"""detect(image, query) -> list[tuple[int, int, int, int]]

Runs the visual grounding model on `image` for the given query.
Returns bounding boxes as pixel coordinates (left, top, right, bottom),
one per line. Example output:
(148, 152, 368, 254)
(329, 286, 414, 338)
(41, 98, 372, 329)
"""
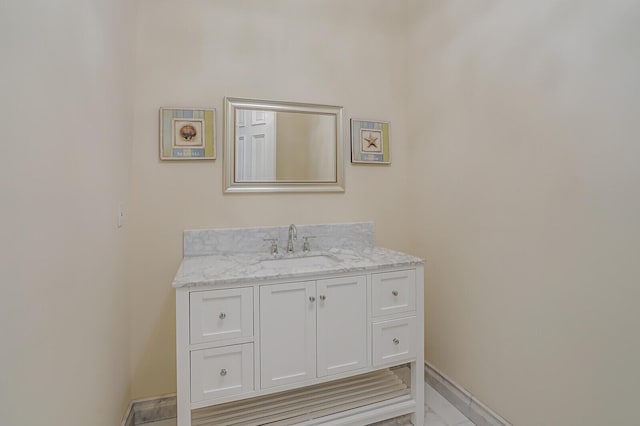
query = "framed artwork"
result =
(350, 119, 390, 164)
(159, 107, 216, 160)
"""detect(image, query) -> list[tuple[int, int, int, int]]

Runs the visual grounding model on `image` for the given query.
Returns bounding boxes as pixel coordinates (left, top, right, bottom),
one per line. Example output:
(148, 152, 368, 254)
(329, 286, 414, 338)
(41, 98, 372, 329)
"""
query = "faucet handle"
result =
(263, 238, 278, 255)
(302, 236, 316, 252)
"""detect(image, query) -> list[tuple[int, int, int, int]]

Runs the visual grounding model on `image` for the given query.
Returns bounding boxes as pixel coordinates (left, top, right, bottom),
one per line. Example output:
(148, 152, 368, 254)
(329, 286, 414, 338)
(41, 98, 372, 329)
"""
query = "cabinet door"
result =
(316, 275, 368, 377)
(260, 281, 316, 389)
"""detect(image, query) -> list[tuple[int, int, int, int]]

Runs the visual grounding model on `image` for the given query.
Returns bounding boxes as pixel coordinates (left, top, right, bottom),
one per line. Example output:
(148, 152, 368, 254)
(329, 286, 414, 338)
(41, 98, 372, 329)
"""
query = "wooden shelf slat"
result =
(192, 368, 410, 426)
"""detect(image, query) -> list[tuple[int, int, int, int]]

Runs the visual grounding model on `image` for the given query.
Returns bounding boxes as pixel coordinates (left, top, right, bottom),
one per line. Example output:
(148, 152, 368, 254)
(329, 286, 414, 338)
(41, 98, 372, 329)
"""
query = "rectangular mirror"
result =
(224, 97, 344, 193)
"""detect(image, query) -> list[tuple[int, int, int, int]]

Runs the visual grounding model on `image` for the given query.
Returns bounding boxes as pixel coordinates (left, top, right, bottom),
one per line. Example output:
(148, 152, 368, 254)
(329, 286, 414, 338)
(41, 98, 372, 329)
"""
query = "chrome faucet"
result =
(263, 238, 278, 255)
(302, 235, 316, 252)
(287, 224, 297, 254)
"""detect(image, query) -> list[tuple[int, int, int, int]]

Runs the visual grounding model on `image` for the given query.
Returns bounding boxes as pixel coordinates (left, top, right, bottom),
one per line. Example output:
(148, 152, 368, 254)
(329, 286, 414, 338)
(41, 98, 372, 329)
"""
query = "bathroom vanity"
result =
(173, 222, 424, 426)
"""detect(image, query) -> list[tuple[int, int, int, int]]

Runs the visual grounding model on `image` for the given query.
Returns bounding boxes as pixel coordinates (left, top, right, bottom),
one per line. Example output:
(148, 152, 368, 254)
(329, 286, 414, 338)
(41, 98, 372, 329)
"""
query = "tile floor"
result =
(142, 383, 474, 426)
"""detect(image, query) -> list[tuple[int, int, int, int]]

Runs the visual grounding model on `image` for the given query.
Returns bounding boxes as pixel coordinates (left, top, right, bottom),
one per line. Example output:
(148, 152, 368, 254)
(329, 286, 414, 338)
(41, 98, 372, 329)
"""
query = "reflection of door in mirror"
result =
(235, 110, 276, 181)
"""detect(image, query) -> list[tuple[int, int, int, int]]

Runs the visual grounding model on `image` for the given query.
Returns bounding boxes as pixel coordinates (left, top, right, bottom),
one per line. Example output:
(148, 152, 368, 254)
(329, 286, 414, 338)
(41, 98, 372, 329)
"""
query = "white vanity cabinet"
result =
(260, 275, 368, 389)
(176, 267, 423, 426)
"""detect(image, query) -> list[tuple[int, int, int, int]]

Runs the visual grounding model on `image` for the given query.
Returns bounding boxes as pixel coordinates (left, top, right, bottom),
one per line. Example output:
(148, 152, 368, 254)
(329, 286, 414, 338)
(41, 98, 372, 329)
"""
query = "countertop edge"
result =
(172, 247, 425, 289)
(172, 260, 424, 289)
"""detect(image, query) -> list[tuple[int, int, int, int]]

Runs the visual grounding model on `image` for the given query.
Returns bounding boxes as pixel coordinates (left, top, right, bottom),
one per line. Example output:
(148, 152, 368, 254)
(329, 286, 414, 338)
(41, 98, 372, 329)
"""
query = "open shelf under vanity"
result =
(191, 368, 414, 426)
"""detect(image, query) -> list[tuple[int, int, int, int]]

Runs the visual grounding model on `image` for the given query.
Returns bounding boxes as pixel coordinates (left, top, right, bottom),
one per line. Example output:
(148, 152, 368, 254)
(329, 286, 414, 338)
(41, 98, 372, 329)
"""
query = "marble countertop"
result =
(172, 246, 424, 289)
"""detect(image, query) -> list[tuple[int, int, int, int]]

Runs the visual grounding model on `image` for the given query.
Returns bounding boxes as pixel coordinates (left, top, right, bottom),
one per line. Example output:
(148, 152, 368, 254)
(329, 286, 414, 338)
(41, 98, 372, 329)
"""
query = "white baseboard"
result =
(424, 362, 512, 426)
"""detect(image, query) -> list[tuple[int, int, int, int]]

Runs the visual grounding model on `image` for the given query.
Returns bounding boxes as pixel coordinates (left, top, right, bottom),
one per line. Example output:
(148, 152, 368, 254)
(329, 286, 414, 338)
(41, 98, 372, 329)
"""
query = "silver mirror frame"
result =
(223, 97, 345, 193)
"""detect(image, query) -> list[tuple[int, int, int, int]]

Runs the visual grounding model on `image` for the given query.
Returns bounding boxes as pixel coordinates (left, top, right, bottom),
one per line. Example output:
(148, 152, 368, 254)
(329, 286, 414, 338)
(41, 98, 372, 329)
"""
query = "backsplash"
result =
(183, 222, 375, 256)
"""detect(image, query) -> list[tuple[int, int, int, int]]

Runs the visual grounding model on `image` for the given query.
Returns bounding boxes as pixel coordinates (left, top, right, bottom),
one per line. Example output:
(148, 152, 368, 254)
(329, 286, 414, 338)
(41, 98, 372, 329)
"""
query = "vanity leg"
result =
(412, 265, 425, 425)
(177, 396, 190, 426)
(176, 289, 191, 426)
(410, 360, 425, 425)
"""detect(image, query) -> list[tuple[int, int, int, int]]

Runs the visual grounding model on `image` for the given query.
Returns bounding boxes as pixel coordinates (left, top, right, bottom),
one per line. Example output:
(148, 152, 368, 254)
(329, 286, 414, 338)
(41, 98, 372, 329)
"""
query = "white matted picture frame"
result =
(350, 119, 390, 164)
(159, 107, 216, 160)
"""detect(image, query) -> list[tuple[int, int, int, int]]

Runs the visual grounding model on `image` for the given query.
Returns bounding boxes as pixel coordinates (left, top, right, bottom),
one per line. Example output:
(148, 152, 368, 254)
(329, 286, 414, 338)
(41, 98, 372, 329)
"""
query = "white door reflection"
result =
(235, 110, 276, 181)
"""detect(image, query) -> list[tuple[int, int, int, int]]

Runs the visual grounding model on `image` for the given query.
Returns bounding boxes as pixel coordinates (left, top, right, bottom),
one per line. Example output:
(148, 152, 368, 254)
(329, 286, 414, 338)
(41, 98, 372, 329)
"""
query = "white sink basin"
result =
(260, 254, 339, 268)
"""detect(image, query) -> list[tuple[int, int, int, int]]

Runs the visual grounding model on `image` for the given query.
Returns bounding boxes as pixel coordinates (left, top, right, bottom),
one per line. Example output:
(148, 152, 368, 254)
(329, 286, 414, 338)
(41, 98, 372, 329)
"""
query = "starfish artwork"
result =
(364, 132, 378, 149)
(351, 119, 390, 164)
(360, 129, 383, 153)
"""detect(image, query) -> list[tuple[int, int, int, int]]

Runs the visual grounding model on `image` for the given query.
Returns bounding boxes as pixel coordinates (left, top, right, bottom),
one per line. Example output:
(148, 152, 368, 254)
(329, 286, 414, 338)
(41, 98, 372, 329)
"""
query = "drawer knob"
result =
(309, 296, 316, 302)
(393, 338, 400, 345)
(392, 290, 399, 296)
(220, 369, 227, 376)
(219, 312, 226, 320)
(319, 295, 326, 301)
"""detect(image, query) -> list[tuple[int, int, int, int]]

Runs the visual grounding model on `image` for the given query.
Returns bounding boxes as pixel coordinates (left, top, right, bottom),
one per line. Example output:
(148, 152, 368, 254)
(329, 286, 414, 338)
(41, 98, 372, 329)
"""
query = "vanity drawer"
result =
(190, 287, 253, 344)
(371, 270, 416, 317)
(190, 343, 254, 403)
(372, 317, 416, 366)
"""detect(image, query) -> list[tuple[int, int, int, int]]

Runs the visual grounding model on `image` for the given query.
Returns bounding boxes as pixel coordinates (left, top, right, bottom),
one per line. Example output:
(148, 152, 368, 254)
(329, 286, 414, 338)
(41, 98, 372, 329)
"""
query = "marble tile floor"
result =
(141, 383, 474, 426)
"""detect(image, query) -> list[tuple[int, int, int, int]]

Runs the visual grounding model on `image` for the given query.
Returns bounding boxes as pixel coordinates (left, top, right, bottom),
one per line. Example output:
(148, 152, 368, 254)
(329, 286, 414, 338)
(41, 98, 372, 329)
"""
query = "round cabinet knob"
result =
(219, 312, 226, 320)
(309, 296, 316, 302)
(392, 290, 399, 297)
(319, 295, 326, 301)
(220, 369, 227, 376)
(393, 338, 400, 345)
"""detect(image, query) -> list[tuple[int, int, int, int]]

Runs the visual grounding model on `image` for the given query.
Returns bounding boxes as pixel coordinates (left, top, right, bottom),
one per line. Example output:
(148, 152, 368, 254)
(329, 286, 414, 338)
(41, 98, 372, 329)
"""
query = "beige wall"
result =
(407, 1, 640, 425)
(130, 0, 411, 399)
(0, 1, 134, 425)
(4, 2, 636, 423)
(276, 113, 336, 181)
(276, 113, 310, 180)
